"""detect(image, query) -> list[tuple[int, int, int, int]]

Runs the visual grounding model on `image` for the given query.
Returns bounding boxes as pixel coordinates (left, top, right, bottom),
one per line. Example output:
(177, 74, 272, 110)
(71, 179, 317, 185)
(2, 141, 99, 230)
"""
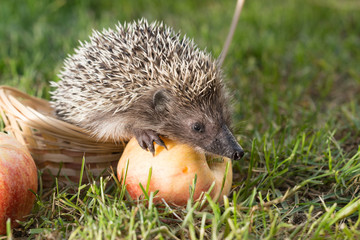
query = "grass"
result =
(1, 0, 360, 239)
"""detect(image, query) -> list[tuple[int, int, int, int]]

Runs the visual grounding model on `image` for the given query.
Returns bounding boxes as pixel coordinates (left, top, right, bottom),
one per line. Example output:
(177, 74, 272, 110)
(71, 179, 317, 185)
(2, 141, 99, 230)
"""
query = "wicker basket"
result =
(0, 86, 125, 186)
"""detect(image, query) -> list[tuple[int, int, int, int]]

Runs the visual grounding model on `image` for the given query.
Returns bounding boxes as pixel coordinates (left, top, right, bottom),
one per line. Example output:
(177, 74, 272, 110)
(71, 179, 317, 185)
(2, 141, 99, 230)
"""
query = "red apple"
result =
(0, 133, 38, 235)
(117, 137, 232, 206)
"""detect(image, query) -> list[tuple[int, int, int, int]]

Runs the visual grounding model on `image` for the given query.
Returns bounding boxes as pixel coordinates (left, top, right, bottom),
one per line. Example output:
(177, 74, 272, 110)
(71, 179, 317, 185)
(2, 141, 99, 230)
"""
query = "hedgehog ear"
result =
(153, 89, 170, 113)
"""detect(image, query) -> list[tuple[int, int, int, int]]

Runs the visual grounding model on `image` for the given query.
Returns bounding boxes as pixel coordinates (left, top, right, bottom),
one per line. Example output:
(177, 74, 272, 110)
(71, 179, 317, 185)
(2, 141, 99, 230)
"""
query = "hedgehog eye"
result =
(192, 122, 205, 133)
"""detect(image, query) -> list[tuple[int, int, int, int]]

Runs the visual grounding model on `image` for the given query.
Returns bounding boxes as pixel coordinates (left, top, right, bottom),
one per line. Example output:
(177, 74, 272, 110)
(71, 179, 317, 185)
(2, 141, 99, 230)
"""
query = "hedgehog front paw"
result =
(134, 129, 167, 155)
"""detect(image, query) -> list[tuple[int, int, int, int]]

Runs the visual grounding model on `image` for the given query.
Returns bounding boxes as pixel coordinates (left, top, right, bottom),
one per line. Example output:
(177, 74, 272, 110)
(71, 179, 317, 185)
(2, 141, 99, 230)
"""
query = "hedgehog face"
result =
(153, 89, 244, 160)
(170, 108, 244, 160)
(179, 108, 243, 160)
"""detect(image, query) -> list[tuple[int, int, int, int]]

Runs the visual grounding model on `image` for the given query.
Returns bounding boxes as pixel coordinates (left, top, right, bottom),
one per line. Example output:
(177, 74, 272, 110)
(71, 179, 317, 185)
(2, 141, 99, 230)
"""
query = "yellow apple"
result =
(117, 137, 232, 206)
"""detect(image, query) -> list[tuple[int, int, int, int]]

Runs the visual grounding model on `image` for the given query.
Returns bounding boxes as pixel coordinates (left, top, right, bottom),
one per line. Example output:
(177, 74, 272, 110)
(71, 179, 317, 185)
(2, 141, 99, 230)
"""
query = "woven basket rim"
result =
(0, 85, 125, 151)
(1, 85, 90, 134)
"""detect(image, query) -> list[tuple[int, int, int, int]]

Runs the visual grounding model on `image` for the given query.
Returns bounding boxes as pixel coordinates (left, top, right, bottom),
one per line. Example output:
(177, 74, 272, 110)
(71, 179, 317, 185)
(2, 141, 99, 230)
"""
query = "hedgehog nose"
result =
(232, 149, 244, 160)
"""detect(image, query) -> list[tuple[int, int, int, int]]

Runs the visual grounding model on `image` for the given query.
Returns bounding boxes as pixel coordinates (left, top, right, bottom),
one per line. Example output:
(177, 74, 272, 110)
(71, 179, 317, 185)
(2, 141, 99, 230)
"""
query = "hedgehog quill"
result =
(51, 19, 244, 160)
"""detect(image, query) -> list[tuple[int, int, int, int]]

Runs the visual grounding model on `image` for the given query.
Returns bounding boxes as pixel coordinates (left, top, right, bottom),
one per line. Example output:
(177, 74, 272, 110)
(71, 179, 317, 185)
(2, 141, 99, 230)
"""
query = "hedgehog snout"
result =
(231, 146, 244, 160)
(202, 124, 244, 161)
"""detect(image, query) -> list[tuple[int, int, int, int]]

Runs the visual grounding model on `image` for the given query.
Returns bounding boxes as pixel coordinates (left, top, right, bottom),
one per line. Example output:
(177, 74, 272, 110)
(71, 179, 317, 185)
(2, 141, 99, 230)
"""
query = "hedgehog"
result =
(51, 19, 244, 160)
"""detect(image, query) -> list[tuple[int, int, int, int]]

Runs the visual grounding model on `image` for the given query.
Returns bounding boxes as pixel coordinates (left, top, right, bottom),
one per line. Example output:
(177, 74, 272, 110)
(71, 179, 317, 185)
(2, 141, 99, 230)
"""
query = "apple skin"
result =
(0, 133, 38, 235)
(117, 137, 232, 206)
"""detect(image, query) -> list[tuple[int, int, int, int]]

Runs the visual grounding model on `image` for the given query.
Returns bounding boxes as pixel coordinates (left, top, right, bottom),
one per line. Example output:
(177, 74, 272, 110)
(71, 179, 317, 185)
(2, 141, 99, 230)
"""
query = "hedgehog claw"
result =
(134, 129, 167, 155)
(154, 138, 167, 150)
(138, 140, 148, 151)
(148, 141, 155, 156)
